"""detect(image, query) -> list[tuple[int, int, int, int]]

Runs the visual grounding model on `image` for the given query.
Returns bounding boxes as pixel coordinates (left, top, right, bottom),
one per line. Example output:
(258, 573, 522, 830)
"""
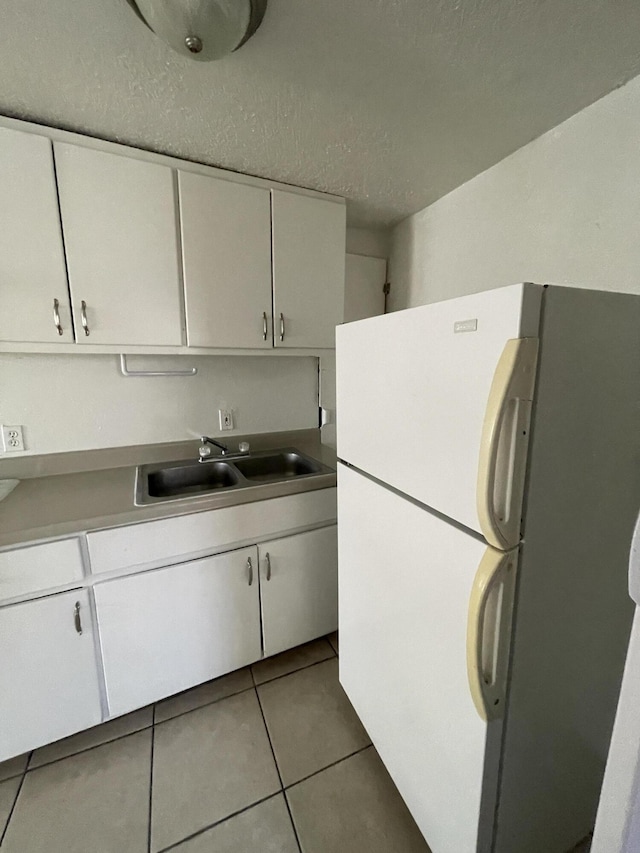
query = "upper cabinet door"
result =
(0, 127, 73, 344)
(272, 191, 346, 349)
(179, 171, 272, 348)
(54, 143, 183, 346)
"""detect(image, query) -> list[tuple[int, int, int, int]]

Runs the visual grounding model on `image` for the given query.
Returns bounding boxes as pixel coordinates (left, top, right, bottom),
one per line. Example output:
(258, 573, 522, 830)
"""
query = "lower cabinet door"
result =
(0, 589, 102, 762)
(94, 547, 262, 717)
(259, 525, 338, 657)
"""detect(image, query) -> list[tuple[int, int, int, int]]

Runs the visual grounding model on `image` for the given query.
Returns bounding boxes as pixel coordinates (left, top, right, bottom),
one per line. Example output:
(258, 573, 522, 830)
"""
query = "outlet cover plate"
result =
(1, 425, 25, 452)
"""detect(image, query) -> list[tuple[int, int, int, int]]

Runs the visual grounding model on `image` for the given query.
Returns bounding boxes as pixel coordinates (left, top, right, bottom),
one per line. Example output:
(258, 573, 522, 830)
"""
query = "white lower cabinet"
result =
(95, 546, 262, 717)
(0, 589, 102, 762)
(259, 525, 338, 657)
(0, 493, 338, 759)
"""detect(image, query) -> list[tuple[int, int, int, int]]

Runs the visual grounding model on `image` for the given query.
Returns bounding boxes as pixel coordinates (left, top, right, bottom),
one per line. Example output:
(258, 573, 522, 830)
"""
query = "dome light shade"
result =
(126, 0, 267, 61)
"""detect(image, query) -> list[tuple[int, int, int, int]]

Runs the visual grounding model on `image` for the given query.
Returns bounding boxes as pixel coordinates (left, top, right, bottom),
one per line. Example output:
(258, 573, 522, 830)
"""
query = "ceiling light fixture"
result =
(126, 0, 267, 61)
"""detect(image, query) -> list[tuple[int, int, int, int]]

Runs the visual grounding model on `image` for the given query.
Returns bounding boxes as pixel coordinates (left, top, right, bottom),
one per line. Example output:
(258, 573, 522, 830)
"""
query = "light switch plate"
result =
(219, 410, 234, 431)
(1, 425, 25, 452)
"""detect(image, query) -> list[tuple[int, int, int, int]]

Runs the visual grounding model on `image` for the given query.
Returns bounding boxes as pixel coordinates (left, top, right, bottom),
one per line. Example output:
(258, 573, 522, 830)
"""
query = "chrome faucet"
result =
(198, 435, 228, 462)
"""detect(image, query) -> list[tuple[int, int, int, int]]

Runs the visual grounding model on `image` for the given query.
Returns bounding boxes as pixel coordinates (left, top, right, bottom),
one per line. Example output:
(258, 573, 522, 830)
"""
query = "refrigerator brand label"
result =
(454, 319, 478, 333)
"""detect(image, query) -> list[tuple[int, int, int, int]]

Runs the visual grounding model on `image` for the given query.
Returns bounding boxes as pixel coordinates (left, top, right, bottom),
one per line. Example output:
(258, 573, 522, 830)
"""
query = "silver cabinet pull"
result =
(53, 298, 63, 336)
(265, 552, 271, 581)
(74, 601, 82, 635)
(262, 312, 268, 341)
(247, 556, 253, 586)
(279, 313, 285, 342)
(80, 300, 90, 336)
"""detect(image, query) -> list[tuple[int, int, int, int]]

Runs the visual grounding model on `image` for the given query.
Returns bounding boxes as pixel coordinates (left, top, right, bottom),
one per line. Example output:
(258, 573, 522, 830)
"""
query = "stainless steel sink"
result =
(146, 461, 241, 500)
(135, 448, 333, 505)
(234, 451, 320, 483)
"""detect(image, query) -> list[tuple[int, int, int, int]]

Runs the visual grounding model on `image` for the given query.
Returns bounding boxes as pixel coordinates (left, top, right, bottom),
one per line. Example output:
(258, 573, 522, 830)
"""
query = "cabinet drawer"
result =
(87, 488, 337, 575)
(0, 538, 84, 603)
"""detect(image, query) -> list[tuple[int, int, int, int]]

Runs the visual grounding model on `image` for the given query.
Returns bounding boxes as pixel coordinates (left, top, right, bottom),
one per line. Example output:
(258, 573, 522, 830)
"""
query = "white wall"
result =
(313, 228, 390, 452)
(389, 73, 640, 309)
(346, 227, 390, 259)
(0, 354, 318, 456)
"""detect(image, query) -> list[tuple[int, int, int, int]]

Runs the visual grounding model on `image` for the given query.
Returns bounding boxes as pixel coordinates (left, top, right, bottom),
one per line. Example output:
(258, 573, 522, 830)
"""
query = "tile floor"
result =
(0, 633, 430, 853)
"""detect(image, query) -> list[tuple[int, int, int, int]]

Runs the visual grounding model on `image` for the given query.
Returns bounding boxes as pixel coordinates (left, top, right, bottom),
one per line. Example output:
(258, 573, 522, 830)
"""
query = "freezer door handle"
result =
(477, 337, 539, 550)
(466, 547, 518, 721)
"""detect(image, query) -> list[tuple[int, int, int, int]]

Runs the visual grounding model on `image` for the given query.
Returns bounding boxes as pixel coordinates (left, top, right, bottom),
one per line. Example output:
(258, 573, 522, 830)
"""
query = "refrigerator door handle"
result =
(467, 547, 518, 721)
(477, 337, 539, 550)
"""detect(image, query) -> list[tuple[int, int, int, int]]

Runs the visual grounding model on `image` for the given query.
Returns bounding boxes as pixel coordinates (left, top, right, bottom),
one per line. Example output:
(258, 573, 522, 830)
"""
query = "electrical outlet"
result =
(219, 409, 234, 431)
(1, 425, 25, 452)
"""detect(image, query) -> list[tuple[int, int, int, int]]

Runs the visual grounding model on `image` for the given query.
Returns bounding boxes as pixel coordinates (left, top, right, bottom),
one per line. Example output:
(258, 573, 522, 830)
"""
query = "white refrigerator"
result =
(592, 510, 640, 853)
(336, 283, 640, 853)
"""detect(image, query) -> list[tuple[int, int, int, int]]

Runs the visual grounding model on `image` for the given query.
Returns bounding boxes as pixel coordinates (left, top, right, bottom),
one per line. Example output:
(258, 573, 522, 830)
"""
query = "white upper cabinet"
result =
(0, 127, 73, 344)
(0, 115, 347, 352)
(54, 143, 183, 346)
(179, 171, 273, 348)
(271, 190, 346, 349)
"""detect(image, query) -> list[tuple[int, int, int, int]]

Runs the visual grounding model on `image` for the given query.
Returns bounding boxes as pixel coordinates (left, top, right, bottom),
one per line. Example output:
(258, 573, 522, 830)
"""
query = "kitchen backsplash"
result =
(0, 353, 319, 457)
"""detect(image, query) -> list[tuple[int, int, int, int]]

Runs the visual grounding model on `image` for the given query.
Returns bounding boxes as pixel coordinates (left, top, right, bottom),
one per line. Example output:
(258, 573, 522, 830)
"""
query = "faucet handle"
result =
(198, 444, 212, 459)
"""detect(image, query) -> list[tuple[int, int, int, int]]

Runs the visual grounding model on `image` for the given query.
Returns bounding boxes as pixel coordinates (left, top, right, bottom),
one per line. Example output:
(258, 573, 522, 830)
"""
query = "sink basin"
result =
(146, 461, 240, 499)
(135, 447, 333, 505)
(233, 451, 321, 483)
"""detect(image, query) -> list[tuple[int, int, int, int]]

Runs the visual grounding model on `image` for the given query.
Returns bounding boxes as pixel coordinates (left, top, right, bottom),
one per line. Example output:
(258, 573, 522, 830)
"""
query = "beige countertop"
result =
(0, 430, 337, 548)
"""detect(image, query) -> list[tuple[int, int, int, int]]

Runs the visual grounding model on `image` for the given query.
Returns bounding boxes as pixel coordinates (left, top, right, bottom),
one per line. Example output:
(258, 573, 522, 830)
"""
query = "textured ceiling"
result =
(2, 1, 640, 227)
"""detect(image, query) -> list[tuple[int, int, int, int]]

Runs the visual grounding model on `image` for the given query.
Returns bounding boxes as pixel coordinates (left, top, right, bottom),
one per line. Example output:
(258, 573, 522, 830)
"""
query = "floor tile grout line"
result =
(156, 683, 257, 727)
(147, 707, 156, 853)
(153, 644, 335, 725)
(253, 685, 304, 853)
(0, 768, 26, 784)
(253, 652, 337, 689)
(284, 743, 372, 791)
(155, 791, 282, 853)
(22, 722, 154, 774)
(0, 754, 30, 847)
(2, 641, 340, 784)
(24, 748, 34, 774)
(253, 686, 285, 792)
(282, 787, 304, 853)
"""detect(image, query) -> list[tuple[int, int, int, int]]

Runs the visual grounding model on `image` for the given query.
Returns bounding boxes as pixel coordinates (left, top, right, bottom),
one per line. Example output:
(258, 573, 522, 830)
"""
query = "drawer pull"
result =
(80, 300, 90, 336)
(265, 552, 272, 581)
(247, 556, 253, 586)
(53, 298, 63, 335)
(74, 601, 83, 635)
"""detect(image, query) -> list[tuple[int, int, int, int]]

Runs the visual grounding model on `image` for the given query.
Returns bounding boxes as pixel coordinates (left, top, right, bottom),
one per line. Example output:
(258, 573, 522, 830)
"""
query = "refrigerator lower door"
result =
(336, 282, 541, 542)
(338, 464, 518, 853)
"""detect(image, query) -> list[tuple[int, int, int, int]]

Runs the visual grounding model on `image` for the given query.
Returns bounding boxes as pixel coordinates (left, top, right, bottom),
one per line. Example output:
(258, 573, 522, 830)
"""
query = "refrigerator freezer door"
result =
(338, 463, 517, 853)
(336, 282, 542, 540)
